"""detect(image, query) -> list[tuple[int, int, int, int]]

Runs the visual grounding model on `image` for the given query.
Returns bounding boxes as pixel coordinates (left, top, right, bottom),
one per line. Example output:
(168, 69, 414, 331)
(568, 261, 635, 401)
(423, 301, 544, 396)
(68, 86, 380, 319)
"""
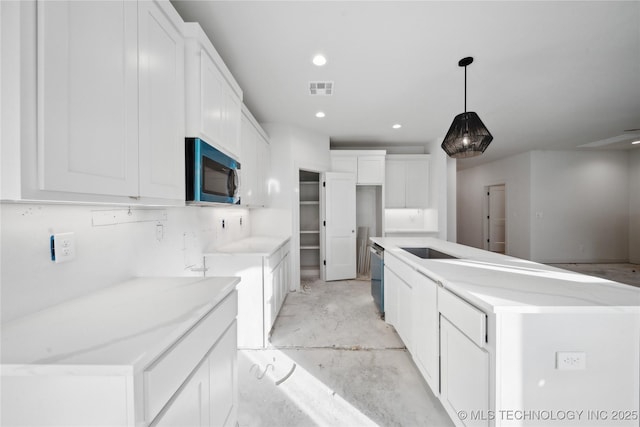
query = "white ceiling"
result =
(170, 1, 640, 169)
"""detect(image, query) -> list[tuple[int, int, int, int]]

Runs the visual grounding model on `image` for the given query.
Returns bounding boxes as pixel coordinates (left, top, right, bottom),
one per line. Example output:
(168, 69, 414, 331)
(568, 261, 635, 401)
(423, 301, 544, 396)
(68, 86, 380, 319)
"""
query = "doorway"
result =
(299, 170, 321, 281)
(485, 184, 506, 253)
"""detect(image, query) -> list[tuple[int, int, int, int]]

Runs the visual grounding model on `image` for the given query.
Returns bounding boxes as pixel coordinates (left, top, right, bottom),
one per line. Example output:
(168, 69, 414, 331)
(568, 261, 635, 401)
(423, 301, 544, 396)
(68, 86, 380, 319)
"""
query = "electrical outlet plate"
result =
(51, 232, 76, 263)
(556, 351, 586, 370)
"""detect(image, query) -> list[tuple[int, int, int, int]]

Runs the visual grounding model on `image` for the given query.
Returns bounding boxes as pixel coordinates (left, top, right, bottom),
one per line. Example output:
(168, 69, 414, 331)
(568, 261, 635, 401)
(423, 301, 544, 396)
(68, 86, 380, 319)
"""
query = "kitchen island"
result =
(372, 237, 640, 427)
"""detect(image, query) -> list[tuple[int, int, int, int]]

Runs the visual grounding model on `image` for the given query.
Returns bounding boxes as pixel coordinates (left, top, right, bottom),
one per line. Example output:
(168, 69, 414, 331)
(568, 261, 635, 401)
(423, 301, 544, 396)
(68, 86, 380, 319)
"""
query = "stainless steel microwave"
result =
(185, 138, 241, 205)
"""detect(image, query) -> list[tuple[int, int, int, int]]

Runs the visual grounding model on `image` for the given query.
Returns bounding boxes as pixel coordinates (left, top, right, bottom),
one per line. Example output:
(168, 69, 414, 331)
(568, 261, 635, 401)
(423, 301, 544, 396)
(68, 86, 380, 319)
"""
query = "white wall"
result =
(0, 202, 250, 322)
(458, 149, 632, 263)
(530, 150, 629, 263)
(457, 152, 532, 259)
(631, 150, 640, 264)
(252, 124, 330, 290)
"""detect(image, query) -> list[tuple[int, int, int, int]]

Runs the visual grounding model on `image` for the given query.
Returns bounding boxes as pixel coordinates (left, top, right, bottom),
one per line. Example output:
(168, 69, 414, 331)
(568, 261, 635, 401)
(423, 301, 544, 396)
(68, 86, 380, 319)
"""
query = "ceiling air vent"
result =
(309, 81, 334, 96)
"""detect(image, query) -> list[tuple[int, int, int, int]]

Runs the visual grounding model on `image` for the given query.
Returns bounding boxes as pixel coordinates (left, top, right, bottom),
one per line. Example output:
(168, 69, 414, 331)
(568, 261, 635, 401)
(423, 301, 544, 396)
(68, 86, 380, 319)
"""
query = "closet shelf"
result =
(300, 246, 320, 250)
(300, 230, 320, 234)
(300, 201, 319, 205)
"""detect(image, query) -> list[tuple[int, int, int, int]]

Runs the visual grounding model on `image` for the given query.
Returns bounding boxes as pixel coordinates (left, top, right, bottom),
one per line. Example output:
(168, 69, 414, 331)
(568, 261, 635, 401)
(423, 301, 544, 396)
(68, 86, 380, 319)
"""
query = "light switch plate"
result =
(51, 232, 76, 263)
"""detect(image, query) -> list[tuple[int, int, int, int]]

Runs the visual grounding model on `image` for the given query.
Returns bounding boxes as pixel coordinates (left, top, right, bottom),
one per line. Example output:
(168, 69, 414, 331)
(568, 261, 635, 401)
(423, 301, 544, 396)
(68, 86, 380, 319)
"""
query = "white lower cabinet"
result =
(396, 272, 414, 353)
(440, 317, 490, 427)
(154, 321, 237, 427)
(0, 278, 239, 427)
(384, 251, 489, 427)
(154, 356, 210, 427)
(205, 238, 291, 348)
(383, 265, 398, 326)
(412, 271, 439, 396)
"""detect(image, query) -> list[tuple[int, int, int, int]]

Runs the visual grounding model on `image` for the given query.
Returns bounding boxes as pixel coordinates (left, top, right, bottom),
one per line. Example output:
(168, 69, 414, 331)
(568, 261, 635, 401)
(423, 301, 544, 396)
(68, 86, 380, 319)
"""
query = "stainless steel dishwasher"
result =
(370, 243, 384, 317)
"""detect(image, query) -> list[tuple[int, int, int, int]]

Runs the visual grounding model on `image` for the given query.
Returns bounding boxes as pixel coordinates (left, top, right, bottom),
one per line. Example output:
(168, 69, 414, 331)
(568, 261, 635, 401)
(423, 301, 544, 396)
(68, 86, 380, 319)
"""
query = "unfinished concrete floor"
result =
(237, 279, 453, 427)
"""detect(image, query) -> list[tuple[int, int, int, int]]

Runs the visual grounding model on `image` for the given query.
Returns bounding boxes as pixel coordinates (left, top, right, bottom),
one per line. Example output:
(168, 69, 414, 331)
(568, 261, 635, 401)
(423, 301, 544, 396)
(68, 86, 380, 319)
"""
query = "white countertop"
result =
(1, 276, 239, 373)
(371, 237, 640, 314)
(204, 235, 290, 256)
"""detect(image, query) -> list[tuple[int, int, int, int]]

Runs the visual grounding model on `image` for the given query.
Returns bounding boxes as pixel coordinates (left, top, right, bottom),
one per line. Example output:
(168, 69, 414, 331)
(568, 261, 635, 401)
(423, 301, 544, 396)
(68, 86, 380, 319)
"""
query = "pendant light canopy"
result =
(441, 57, 493, 159)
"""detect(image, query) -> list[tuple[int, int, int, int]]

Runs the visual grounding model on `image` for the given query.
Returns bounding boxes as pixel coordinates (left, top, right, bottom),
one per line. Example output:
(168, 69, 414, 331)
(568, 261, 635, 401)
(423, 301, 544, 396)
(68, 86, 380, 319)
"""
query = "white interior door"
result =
(324, 172, 356, 281)
(488, 184, 506, 253)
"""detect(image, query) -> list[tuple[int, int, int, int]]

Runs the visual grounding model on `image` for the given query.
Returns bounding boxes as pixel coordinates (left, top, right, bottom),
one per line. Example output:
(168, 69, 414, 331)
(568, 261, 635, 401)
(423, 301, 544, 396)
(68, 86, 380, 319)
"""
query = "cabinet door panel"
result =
(200, 52, 225, 146)
(440, 317, 489, 427)
(153, 359, 210, 427)
(38, 0, 138, 196)
(397, 277, 413, 352)
(357, 156, 385, 184)
(405, 159, 429, 208)
(413, 273, 439, 395)
(384, 160, 405, 208)
(138, 0, 185, 200)
(331, 156, 358, 174)
(256, 136, 270, 206)
(210, 323, 238, 427)
(383, 266, 398, 326)
(240, 116, 257, 206)
(223, 89, 242, 158)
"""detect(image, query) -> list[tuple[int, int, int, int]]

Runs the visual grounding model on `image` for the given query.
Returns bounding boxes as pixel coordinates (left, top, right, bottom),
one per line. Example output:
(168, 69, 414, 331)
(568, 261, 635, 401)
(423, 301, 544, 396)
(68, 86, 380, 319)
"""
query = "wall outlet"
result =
(221, 219, 225, 229)
(156, 223, 164, 242)
(556, 351, 586, 370)
(51, 232, 76, 263)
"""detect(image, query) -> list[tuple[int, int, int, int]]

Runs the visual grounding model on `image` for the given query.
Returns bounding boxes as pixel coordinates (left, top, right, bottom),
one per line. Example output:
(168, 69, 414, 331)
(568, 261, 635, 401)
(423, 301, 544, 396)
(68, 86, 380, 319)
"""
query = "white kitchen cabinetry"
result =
(440, 317, 489, 427)
(205, 237, 291, 348)
(385, 155, 430, 208)
(1, 277, 239, 427)
(383, 266, 398, 326)
(240, 105, 270, 207)
(4, 0, 185, 204)
(154, 322, 237, 427)
(137, 0, 186, 201)
(412, 271, 440, 396)
(184, 23, 243, 159)
(330, 150, 386, 185)
(384, 252, 415, 352)
(438, 287, 489, 427)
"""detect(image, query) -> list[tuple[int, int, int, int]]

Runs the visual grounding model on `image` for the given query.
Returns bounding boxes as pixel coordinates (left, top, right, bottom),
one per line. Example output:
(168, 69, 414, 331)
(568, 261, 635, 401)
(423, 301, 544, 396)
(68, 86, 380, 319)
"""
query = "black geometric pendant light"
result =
(441, 57, 493, 158)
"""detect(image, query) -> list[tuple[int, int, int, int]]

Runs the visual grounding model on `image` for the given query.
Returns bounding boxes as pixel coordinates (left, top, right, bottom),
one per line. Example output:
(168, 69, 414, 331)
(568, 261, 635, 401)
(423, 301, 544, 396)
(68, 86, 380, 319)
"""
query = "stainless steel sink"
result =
(400, 247, 458, 260)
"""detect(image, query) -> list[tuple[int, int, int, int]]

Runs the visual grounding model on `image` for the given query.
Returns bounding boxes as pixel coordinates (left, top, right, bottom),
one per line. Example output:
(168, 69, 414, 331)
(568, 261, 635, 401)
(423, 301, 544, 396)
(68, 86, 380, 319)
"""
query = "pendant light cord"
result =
(463, 64, 468, 134)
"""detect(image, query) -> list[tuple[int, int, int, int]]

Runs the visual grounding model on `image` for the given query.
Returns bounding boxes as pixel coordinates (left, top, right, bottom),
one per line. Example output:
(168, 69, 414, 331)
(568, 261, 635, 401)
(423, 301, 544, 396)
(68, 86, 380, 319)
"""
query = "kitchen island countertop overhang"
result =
(371, 237, 640, 314)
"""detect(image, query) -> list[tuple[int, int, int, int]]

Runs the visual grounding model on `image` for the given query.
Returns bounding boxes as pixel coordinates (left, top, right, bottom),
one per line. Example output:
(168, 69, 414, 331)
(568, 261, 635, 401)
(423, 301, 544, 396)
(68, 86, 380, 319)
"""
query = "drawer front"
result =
(384, 252, 417, 286)
(144, 290, 238, 422)
(266, 247, 282, 271)
(438, 287, 486, 348)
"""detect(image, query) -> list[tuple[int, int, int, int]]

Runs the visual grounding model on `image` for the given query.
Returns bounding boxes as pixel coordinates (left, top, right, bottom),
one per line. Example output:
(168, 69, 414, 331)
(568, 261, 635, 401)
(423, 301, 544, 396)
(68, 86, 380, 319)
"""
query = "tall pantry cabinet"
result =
(2, 0, 185, 204)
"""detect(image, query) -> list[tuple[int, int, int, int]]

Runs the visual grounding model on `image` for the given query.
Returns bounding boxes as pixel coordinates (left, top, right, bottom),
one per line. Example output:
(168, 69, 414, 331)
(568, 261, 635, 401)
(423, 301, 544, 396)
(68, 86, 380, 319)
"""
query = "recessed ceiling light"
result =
(392, 124, 402, 129)
(632, 140, 640, 145)
(312, 54, 327, 67)
(315, 111, 326, 118)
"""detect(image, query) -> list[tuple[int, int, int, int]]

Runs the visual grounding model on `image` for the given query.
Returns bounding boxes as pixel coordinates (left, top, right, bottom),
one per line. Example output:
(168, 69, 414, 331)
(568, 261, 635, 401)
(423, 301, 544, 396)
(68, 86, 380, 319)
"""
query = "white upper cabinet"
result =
(385, 154, 430, 208)
(4, 0, 185, 204)
(184, 23, 243, 160)
(37, 1, 139, 197)
(240, 104, 270, 207)
(138, 0, 185, 200)
(330, 150, 386, 185)
(357, 155, 386, 184)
